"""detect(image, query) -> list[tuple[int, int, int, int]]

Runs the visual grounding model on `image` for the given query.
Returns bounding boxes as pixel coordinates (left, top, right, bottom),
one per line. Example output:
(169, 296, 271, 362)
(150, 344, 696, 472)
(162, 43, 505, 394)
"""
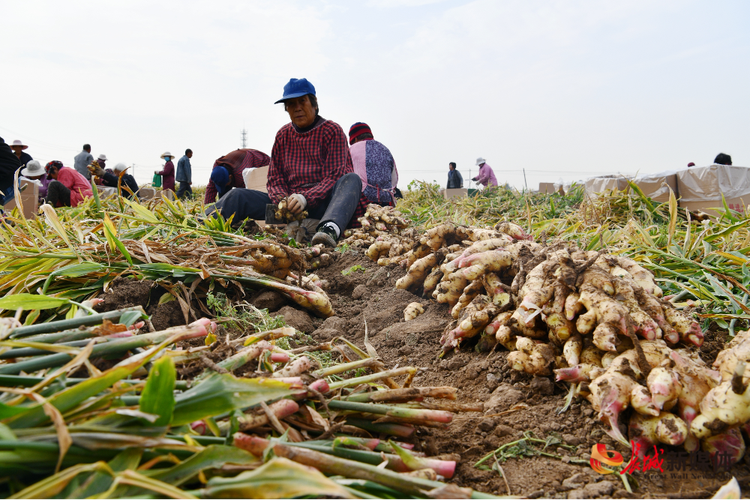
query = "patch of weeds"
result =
(206, 292, 286, 332)
(275, 331, 340, 370)
(475, 431, 586, 468)
(342, 265, 366, 276)
(336, 244, 351, 254)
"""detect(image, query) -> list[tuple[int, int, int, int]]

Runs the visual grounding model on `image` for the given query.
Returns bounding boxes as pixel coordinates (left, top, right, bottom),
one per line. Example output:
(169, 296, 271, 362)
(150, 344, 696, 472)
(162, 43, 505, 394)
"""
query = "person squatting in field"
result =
(207, 77, 371, 247)
(20, 160, 51, 203)
(89, 161, 139, 199)
(44, 160, 93, 208)
(204, 148, 270, 204)
(0, 137, 22, 205)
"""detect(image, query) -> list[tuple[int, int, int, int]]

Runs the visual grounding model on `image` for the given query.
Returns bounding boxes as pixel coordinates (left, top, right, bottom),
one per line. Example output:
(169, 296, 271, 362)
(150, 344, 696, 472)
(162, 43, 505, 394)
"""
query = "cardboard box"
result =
(632, 172, 678, 203)
(539, 182, 565, 195)
(584, 175, 631, 197)
(443, 188, 468, 199)
(138, 187, 156, 200)
(243, 165, 269, 192)
(539, 182, 555, 194)
(3, 180, 39, 219)
(677, 164, 750, 215)
(97, 185, 117, 198)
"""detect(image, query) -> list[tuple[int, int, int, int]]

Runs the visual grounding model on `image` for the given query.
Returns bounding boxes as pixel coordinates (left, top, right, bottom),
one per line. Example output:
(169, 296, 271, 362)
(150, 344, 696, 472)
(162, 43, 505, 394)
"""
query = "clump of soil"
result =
(94, 276, 196, 331)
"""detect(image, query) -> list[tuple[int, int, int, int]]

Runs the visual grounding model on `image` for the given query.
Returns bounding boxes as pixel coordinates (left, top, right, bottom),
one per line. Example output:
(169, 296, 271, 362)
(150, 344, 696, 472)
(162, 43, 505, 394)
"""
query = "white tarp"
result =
(677, 164, 750, 202)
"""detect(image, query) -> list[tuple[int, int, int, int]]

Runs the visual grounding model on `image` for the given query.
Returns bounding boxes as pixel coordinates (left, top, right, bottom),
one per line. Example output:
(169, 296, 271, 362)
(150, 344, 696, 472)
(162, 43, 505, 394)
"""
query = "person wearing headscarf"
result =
(348, 122, 398, 206)
(45, 161, 93, 207)
(204, 148, 270, 204)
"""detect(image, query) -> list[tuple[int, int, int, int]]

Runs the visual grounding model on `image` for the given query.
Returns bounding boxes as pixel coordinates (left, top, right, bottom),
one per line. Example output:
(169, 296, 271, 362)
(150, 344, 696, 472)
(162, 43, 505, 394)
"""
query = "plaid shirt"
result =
(205, 148, 270, 204)
(268, 118, 368, 224)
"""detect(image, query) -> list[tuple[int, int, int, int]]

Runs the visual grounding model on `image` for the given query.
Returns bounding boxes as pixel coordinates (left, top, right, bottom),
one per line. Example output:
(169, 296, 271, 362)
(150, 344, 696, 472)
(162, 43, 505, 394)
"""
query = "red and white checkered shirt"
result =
(268, 118, 368, 225)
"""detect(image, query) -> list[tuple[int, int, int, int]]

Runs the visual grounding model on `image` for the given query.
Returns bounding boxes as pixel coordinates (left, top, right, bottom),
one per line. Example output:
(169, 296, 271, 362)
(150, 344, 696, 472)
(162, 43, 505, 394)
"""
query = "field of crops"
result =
(0, 181, 749, 499)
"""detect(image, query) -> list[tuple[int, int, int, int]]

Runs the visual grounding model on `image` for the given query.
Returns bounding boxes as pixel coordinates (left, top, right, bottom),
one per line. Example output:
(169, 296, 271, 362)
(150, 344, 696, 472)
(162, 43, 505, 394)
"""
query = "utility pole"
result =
(241, 128, 247, 148)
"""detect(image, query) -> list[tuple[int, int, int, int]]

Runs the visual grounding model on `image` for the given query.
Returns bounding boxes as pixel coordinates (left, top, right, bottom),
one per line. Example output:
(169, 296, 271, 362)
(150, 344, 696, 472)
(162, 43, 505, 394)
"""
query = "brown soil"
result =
(97, 251, 750, 498)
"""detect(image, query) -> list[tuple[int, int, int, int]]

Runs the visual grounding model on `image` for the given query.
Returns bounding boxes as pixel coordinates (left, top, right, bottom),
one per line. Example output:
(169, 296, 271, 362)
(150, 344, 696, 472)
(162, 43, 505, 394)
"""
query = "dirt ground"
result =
(97, 250, 750, 498)
(306, 249, 750, 499)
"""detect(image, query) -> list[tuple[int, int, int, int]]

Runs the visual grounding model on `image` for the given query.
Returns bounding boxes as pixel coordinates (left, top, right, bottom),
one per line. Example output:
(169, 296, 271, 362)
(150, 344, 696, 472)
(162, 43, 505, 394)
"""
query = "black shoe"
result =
(311, 226, 337, 247)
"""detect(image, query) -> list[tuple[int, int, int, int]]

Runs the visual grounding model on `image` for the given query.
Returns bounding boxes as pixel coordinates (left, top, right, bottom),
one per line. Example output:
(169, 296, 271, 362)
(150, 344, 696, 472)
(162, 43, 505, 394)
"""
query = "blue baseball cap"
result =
(211, 166, 230, 197)
(274, 78, 316, 104)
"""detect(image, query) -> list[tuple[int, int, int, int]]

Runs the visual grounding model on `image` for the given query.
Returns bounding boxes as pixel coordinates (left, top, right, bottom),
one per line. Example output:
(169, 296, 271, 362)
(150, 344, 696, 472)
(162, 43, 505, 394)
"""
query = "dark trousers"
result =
(47, 180, 71, 207)
(208, 173, 363, 230)
(1, 185, 14, 205)
(177, 182, 192, 199)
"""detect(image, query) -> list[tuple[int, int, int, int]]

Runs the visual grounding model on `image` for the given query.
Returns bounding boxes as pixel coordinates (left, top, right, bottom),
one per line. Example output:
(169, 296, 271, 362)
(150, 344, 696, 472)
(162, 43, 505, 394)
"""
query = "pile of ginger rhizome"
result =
(331, 204, 750, 466)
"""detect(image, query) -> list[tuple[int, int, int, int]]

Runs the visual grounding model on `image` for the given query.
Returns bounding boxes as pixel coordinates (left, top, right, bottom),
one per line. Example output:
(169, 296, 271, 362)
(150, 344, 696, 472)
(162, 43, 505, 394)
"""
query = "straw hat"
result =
(10, 140, 28, 150)
(21, 160, 44, 177)
(160, 151, 173, 159)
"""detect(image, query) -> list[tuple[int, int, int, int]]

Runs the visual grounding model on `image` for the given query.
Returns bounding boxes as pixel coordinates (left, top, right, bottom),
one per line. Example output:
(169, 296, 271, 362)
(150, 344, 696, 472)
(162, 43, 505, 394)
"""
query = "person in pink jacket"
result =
(472, 157, 498, 188)
(44, 161, 93, 207)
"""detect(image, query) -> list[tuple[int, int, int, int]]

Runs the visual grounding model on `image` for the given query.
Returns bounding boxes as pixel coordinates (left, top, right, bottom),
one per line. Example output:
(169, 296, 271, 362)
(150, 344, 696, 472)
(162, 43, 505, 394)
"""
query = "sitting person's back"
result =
(348, 122, 398, 206)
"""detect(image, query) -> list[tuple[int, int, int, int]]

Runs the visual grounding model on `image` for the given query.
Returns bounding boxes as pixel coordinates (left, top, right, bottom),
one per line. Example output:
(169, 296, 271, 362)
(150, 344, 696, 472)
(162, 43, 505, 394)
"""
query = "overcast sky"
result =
(3, 0, 749, 191)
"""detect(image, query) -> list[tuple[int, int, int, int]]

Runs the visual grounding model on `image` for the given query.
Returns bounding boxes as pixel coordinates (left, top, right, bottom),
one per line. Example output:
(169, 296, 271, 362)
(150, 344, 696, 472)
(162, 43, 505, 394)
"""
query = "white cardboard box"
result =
(443, 188, 468, 199)
(584, 175, 631, 197)
(632, 172, 678, 203)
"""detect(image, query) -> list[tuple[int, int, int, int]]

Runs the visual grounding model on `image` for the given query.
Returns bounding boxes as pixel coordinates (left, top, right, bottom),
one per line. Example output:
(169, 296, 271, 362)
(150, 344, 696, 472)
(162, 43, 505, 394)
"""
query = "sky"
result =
(3, 0, 749, 191)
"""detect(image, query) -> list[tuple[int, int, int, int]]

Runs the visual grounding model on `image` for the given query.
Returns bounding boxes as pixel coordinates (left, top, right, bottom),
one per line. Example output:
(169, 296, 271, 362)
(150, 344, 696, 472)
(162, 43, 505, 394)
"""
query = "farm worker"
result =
(348, 122, 398, 207)
(156, 152, 176, 195)
(447, 162, 463, 189)
(96, 154, 108, 170)
(92, 154, 109, 186)
(0, 137, 22, 205)
(9, 140, 33, 167)
(89, 162, 139, 199)
(208, 78, 367, 247)
(204, 149, 270, 204)
(472, 157, 498, 188)
(44, 160, 93, 208)
(714, 153, 732, 166)
(74, 144, 94, 180)
(20, 160, 51, 202)
(176, 149, 193, 199)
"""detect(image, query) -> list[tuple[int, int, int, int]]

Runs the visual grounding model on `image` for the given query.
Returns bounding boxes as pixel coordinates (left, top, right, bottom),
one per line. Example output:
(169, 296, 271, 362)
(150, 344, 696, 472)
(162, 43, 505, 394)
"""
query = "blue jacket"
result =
(447, 169, 463, 189)
(176, 155, 192, 183)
